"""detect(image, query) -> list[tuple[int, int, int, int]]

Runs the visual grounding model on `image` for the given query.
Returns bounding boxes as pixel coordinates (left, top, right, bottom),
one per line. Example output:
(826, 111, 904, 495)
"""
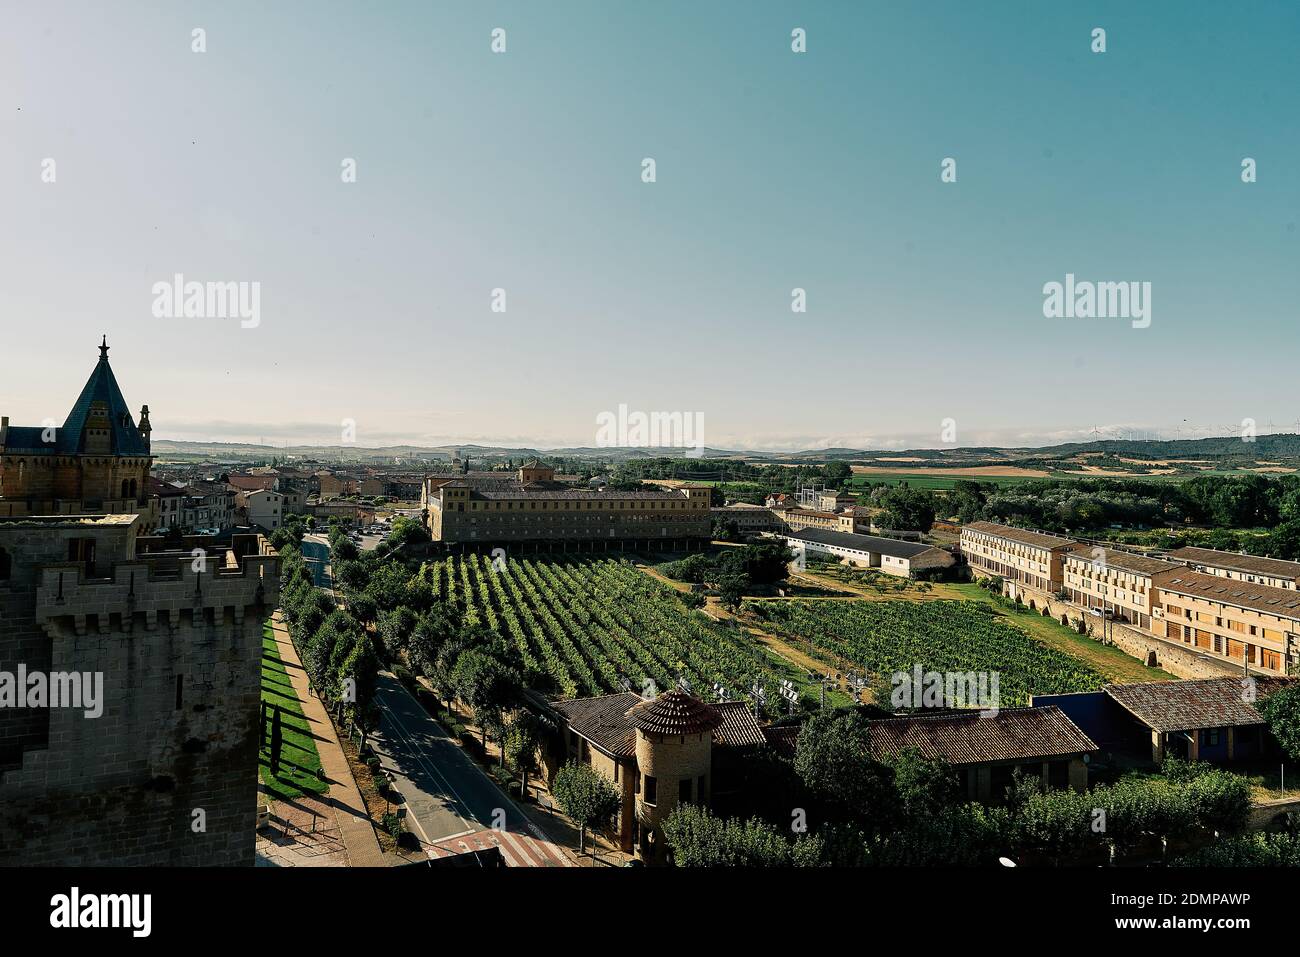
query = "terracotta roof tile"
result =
(626, 689, 722, 736)
(963, 522, 1075, 550)
(865, 706, 1097, 765)
(1104, 676, 1292, 733)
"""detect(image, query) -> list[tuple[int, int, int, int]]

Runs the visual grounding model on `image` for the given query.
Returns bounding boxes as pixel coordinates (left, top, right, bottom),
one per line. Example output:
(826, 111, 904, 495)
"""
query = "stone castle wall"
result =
(0, 521, 277, 866)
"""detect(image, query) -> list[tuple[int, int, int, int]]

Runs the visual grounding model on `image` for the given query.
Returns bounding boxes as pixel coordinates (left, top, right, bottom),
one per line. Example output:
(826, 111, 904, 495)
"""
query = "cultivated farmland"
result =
(743, 599, 1104, 705)
(419, 554, 821, 713)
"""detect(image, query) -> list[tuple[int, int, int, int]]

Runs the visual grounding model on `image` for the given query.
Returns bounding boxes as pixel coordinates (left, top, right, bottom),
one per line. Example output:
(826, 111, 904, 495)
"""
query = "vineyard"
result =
(742, 599, 1104, 705)
(417, 554, 823, 714)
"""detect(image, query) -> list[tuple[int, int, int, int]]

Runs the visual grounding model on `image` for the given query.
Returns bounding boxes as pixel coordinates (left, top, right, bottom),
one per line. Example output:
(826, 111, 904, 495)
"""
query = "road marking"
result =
(497, 828, 537, 866)
(373, 688, 479, 837)
(373, 676, 578, 867)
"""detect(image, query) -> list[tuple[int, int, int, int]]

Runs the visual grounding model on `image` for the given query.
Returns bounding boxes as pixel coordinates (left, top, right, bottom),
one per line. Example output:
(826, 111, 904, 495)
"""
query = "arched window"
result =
(121, 479, 131, 498)
(129, 478, 138, 498)
(0, 547, 11, 581)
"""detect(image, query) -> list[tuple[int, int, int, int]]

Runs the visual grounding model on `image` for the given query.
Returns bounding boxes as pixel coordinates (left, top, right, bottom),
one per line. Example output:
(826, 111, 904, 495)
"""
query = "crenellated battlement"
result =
(35, 546, 279, 636)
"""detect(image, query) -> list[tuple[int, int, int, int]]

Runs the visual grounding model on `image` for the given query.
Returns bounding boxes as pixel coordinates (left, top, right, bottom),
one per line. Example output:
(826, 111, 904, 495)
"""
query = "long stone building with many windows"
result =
(960, 521, 1076, 595)
(422, 461, 711, 547)
(1062, 547, 1182, 631)
(1165, 546, 1300, 591)
(961, 521, 1300, 676)
(1152, 570, 1300, 674)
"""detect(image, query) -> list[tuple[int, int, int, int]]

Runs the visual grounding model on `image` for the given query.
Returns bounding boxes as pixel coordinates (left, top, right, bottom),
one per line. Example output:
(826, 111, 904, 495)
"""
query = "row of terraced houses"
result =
(961, 521, 1300, 677)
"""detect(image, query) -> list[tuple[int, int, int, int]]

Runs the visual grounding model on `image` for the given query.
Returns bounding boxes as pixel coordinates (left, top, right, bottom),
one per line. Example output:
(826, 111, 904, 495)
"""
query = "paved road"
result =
(368, 672, 572, 867)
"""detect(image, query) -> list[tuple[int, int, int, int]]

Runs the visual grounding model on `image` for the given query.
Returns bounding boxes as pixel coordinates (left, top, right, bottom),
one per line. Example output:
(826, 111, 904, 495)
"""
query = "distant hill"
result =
(148, 433, 1300, 472)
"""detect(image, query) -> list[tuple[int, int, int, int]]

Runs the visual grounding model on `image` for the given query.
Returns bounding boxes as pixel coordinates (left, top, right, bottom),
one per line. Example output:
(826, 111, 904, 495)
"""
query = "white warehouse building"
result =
(780, 527, 956, 579)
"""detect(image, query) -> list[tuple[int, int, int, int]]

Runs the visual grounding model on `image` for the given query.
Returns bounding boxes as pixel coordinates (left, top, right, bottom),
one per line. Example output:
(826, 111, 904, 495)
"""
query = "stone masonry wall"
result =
(0, 529, 277, 866)
(1000, 578, 1239, 680)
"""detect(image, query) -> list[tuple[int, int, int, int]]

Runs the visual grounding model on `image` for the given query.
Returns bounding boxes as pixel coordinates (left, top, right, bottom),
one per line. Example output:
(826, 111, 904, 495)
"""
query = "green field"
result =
(259, 622, 328, 802)
(848, 472, 1049, 490)
(848, 468, 1297, 490)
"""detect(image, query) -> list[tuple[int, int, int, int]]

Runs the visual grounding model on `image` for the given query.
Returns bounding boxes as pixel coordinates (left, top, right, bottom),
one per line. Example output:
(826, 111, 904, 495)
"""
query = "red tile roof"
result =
(963, 521, 1075, 550)
(626, 690, 723, 736)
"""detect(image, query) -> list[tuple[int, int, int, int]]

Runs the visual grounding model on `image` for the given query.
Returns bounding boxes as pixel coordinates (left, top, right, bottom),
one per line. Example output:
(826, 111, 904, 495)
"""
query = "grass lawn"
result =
(1239, 764, 1299, 803)
(947, 583, 1174, 685)
(259, 620, 329, 803)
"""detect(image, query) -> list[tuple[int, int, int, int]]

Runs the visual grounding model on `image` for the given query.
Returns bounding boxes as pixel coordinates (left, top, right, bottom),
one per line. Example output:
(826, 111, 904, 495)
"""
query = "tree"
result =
(408, 603, 462, 679)
(661, 804, 794, 866)
(503, 711, 544, 798)
(451, 649, 522, 749)
(338, 634, 380, 721)
(428, 633, 469, 712)
(330, 534, 359, 562)
(793, 710, 896, 830)
(716, 572, 747, 611)
(873, 486, 937, 532)
(552, 761, 621, 853)
(885, 748, 961, 821)
(1269, 519, 1300, 562)
(377, 606, 418, 656)
(386, 516, 429, 551)
(1260, 683, 1300, 762)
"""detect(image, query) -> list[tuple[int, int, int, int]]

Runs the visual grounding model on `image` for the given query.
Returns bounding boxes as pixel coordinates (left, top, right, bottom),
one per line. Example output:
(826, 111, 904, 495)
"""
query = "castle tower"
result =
(0, 515, 279, 865)
(0, 337, 152, 514)
(626, 689, 722, 861)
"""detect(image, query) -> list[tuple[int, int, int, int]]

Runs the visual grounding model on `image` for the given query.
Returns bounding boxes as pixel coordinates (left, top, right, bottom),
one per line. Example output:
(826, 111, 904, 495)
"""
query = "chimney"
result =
(0, 416, 8, 446)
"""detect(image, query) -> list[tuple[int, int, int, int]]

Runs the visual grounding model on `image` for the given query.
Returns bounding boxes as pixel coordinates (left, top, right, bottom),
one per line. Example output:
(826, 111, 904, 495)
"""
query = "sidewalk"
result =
(268, 612, 387, 867)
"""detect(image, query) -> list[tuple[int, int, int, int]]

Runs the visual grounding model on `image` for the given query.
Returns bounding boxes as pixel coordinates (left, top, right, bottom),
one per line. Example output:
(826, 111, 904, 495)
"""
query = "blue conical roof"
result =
(56, 337, 150, 456)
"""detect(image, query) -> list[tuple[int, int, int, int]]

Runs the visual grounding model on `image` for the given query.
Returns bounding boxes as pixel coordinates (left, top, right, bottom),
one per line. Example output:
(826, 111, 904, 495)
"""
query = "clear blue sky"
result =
(1, 1, 1296, 451)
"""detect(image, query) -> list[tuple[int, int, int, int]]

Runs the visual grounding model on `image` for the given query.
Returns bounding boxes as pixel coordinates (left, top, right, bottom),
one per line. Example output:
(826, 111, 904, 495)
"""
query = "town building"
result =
(1039, 677, 1291, 765)
(423, 461, 711, 547)
(237, 489, 285, 532)
(316, 472, 357, 499)
(710, 503, 783, 535)
(226, 475, 277, 495)
(960, 521, 1076, 596)
(542, 689, 765, 861)
(1062, 547, 1182, 631)
(185, 481, 236, 530)
(815, 489, 856, 511)
(781, 527, 956, 578)
(1165, 546, 1300, 591)
(863, 706, 1096, 800)
(1152, 570, 1300, 674)
(780, 507, 865, 534)
(147, 477, 186, 530)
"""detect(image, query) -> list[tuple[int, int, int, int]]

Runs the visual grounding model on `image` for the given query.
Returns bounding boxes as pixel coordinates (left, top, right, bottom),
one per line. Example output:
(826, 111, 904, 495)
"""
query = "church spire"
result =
(99, 335, 109, 361)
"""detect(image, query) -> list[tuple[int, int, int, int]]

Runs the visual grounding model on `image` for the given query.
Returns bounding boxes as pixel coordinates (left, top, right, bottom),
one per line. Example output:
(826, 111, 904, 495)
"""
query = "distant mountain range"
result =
(149, 433, 1300, 466)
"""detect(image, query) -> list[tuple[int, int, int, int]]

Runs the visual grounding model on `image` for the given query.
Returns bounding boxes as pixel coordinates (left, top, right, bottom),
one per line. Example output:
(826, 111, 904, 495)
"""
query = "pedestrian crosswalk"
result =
(427, 826, 574, 867)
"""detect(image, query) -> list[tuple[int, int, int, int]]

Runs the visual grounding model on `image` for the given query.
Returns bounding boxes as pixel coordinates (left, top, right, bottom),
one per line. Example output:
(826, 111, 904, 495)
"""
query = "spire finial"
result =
(99, 335, 109, 361)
